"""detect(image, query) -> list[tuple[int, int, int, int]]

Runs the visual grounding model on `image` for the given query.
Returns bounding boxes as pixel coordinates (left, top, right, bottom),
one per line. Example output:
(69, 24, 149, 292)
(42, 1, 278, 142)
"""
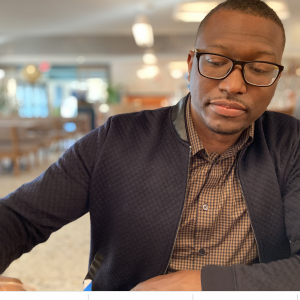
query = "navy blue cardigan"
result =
(1, 94, 300, 290)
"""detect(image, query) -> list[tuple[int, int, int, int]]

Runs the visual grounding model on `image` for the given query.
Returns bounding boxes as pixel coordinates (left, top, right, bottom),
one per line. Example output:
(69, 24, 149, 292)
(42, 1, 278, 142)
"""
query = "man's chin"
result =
(205, 122, 248, 136)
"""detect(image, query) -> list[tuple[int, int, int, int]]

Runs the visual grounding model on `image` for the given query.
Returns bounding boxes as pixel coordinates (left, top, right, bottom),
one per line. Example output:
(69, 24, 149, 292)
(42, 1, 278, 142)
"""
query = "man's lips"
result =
(209, 99, 246, 110)
(209, 99, 246, 117)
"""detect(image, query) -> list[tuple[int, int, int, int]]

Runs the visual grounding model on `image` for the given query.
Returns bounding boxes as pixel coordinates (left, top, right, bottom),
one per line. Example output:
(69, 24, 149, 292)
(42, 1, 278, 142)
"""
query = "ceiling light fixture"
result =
(0, 69, 5, 80)
(168, 61, 188, 72)
(137, 65, 159, 79)
(23, 65, 41, 84)
(170, 69, 184, 79)
(99, 104, 110, 114)
(26, 65, 37, 75)
(143, 53, 157, 65)
(169, 61, 188, 79)
(132, 14, 154, 47)
(173, 2, 220, 22)
(7, 78, 17, 97)
(265, 1, 290, 20)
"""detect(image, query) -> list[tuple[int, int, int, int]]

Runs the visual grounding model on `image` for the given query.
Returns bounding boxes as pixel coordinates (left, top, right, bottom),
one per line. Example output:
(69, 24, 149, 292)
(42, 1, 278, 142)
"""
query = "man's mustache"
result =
(205, 96, 249, 110)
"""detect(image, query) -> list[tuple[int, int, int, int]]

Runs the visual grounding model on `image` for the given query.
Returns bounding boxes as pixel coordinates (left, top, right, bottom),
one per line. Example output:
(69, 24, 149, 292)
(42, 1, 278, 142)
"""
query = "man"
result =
(1, 0, 300, 291)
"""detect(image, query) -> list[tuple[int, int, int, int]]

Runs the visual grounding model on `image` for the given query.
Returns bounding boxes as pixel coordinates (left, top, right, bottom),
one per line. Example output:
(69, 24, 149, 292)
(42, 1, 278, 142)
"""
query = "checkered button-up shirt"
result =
(167, 97, 258, 273)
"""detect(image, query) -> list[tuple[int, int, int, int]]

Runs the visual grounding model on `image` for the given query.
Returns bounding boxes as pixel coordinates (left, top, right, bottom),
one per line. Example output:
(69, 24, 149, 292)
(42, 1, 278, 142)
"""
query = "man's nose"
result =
(218, 67, 247, 94)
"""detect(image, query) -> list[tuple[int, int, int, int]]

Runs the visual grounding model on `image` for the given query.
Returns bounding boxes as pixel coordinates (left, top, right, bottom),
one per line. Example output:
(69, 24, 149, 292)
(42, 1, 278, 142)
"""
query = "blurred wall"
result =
(111, 60, 188, 96)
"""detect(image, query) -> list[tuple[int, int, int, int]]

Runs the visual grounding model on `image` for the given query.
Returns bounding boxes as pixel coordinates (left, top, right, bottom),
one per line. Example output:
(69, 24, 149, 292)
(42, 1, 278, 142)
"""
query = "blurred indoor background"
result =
(1, 0, 300, 291)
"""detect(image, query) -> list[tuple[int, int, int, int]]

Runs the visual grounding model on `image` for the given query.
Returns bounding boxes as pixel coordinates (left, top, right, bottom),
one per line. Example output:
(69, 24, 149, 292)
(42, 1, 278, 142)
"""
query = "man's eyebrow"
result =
(254, 50, 277, 58)
(198, 44, 277, 59)
(205, 44, 229, 50)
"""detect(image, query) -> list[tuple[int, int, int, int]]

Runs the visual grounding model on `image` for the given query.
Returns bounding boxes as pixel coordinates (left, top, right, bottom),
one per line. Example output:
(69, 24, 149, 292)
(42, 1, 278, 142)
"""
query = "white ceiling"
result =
(0, 0, 299, 64)
(0, 0, 200, 37)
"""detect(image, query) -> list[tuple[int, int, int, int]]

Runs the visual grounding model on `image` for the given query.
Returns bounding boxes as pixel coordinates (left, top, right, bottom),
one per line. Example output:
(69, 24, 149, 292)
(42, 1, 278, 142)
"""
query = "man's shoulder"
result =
(259, 110, 300, 133)
(106, 106, 174, 133)
(109, 106, 172, 122)
(78, 105, 175, 145)
(256, 111, 300, 150)
(261, 110, 299, 123)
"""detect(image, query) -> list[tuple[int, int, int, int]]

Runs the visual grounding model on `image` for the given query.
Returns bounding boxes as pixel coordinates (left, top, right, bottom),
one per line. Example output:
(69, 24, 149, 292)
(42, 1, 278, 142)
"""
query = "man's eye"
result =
(250, 67, 269, 74)
(207, 60, 226, 66)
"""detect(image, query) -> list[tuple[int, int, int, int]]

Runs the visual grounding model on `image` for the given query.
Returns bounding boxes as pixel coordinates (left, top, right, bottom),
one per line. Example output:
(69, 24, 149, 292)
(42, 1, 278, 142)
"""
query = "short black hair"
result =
(195, 0, 286, 48)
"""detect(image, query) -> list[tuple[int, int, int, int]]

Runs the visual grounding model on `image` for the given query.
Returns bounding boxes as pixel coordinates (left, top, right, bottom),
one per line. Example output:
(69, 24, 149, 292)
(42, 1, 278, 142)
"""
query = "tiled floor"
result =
(0, 153, 90, 291)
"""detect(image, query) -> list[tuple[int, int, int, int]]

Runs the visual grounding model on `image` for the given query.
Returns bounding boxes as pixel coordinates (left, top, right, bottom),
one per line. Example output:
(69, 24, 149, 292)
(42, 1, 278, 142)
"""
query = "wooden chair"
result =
(0, 127, 41, 176)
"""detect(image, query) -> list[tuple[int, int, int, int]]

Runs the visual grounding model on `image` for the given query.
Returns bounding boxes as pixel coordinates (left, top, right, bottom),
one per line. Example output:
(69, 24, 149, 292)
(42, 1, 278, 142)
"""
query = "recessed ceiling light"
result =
(168, 61, 188, 71)
(170, 69, 184, 79)
(143, 53, 158, 65)
(137, 65, 159, 79)
(7, 78, 17, 97)
(132, 15, 154, 47)
(0, 69, 5, 80)
(173, 2, 220, 22)
(26, 65, 37, 75)
(265, 1, 290, 20)
(99, 104, 110, 114)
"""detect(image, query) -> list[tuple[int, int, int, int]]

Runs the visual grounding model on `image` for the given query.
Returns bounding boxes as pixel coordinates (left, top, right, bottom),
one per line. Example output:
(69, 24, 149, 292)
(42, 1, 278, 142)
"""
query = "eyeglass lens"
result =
(198, 54, 280, 86)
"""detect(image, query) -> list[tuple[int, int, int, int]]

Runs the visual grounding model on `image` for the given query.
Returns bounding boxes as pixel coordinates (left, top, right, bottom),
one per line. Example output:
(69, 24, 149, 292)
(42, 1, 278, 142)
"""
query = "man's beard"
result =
(204, 118, 249, 136)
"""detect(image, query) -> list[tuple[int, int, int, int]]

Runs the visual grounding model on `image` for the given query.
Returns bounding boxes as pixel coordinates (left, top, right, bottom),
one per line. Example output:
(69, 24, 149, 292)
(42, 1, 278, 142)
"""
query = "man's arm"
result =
(201, 255, 300, 290)
(129, 255, 300, 291)
(131, 270, 202, 291)
(0, 120, 110, 274)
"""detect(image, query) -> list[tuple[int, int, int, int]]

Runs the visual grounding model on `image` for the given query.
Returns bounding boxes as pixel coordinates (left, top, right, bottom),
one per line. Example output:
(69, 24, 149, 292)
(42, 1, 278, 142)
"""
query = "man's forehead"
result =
(196, 11, 284, 60)
(202, 11, 281, 36)
(201, 10, 282, 31)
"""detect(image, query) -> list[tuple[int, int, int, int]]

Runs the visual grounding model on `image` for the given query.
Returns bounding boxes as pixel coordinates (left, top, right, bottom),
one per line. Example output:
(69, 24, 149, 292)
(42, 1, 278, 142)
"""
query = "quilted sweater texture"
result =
(0, 95, 300, 290)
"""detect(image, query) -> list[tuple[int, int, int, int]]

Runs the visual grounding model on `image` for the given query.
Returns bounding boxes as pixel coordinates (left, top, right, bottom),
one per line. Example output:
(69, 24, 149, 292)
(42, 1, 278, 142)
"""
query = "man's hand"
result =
(131, 270, 202, 291)
(0, 275, 25, 291)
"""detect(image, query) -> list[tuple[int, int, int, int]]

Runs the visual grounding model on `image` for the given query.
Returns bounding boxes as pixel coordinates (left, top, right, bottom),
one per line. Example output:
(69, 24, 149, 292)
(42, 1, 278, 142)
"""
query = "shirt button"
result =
(203, 204, 208, 211)
(199, 248, 206, 256)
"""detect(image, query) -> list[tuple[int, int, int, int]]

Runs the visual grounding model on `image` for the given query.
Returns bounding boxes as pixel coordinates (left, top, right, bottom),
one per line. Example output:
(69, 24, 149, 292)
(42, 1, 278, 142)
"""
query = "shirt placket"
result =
(192, 153, 223, 260)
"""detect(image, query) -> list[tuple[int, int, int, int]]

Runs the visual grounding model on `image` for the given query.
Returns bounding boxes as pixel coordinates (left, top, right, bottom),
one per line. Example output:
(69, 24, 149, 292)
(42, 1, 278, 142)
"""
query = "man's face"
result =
(187, 10, 284, 136)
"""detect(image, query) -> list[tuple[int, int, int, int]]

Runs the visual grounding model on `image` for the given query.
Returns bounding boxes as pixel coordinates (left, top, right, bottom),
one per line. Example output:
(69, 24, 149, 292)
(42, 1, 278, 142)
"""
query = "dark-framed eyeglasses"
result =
(194, 50, 284, 87)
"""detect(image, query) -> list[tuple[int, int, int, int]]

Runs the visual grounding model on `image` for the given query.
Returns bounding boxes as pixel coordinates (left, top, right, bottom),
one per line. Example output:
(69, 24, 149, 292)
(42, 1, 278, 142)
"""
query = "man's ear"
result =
(187, 50, 195, 82)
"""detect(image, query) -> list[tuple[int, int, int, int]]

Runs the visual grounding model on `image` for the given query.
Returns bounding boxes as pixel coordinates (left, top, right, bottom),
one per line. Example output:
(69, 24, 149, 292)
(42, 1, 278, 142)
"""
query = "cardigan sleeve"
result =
(0, 119, 111, 274)
(201, 255, 300, 290)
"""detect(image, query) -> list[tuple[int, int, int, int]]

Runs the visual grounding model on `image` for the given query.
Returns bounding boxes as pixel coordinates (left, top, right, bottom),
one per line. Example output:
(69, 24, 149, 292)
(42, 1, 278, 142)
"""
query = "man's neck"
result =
(197, 129, 242, 155)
